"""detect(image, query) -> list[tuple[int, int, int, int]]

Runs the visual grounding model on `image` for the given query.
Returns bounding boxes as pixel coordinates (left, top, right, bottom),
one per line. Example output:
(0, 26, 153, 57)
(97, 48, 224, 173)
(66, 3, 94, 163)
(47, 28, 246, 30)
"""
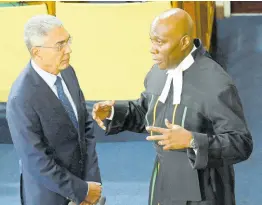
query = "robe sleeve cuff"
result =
(104, 102, 129, 135)
(187, 132, 209, 169)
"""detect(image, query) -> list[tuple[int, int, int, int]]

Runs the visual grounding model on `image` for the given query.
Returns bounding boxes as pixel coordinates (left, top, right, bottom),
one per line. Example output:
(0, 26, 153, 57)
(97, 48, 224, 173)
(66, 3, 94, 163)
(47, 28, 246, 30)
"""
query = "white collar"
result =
(159, 45, 196, 104)
(31, 59, 62, 88)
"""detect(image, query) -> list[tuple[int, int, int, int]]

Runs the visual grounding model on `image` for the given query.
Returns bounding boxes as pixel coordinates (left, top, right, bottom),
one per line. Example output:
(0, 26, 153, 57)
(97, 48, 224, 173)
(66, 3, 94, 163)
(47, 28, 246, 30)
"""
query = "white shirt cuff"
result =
(86, 181, 101, 196)
(193, 148, 198, 155)
(106, 106, 114, 120)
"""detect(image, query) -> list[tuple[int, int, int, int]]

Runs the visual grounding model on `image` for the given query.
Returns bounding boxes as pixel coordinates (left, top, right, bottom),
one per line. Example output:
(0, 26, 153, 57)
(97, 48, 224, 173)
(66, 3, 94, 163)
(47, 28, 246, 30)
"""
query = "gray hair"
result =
(24, 14, 63, 51)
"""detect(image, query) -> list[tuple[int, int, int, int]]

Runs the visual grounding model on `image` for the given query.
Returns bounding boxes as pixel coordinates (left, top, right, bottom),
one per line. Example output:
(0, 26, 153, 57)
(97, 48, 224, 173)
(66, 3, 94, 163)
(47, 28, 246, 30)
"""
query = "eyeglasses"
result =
(35, 37, 72, 52)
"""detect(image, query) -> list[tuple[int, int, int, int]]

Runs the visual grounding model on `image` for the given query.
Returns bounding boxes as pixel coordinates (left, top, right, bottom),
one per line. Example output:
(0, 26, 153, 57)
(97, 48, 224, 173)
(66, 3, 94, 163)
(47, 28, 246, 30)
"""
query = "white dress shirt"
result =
(31, 59, 78, 120)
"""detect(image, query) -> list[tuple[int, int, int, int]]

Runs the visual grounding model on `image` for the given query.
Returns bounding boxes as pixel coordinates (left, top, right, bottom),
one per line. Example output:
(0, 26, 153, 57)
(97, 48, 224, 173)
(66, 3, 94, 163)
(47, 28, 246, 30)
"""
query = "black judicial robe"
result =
(105, 39, 253, 205)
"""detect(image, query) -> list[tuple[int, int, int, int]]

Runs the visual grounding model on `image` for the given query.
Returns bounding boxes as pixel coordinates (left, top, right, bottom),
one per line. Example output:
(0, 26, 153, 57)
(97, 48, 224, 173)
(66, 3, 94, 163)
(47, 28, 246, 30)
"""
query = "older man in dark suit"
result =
(6, 14, 105, 205)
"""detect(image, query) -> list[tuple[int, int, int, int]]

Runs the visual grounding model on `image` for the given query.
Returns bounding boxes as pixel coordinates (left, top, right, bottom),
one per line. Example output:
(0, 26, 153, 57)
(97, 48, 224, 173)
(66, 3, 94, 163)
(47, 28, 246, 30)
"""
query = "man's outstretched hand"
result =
(92, 100, 115, 130)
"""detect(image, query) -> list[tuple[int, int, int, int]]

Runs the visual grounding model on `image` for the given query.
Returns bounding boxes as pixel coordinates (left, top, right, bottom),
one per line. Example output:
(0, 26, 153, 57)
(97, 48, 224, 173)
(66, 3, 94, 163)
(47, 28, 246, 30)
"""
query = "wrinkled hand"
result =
(92, 100, 115, 130)
(85, 182, 102, 204)
(146, 119, 193, 150)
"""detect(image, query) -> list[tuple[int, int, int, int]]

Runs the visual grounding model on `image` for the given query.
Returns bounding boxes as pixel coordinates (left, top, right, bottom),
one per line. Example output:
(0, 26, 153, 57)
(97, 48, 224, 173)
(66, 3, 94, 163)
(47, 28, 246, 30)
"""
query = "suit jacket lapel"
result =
(28, 63, 80, 133)
(29, 64, 62, 106)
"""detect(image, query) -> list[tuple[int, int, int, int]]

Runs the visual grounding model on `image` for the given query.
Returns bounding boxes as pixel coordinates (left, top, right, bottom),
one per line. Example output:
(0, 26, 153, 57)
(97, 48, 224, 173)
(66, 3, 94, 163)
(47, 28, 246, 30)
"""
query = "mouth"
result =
(152, 59, 162, 64)
(62, 59, 70, 63)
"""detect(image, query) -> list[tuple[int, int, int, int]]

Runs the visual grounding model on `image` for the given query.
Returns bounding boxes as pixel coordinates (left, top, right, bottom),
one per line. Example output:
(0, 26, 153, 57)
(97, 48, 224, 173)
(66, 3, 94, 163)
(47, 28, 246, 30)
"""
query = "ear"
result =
(31, 47, 41, 60)
(180, 35, 191, 51)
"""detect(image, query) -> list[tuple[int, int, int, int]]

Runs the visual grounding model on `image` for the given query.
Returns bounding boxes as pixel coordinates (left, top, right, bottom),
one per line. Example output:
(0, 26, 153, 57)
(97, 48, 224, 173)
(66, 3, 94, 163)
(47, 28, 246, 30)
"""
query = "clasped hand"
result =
(75, 182, 102, 205)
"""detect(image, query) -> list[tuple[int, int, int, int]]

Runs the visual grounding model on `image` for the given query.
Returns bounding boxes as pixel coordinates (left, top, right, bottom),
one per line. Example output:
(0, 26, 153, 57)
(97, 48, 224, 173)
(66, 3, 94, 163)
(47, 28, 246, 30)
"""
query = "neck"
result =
(33, 58, 60, 75)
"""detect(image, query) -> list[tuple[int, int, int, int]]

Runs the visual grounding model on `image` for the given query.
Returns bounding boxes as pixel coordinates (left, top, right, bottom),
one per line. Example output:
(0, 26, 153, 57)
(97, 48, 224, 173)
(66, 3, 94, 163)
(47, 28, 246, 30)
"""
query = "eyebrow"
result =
(149, 31, 166, 40)
(55, 35, 71, 45)
(150, 35, 165, 41)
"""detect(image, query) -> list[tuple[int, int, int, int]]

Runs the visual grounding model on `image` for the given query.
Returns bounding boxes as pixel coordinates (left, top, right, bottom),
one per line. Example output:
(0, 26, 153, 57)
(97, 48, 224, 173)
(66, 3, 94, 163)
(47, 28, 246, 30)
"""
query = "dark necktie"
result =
(55, 76, 78, 130)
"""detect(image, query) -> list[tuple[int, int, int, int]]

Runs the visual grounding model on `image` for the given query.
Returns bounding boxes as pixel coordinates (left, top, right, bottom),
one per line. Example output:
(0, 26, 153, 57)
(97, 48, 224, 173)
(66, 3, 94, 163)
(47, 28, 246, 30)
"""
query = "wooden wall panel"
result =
(26, 1, 56, 15)
(171, 1, 215, 50)
(183, 1, 198, 38)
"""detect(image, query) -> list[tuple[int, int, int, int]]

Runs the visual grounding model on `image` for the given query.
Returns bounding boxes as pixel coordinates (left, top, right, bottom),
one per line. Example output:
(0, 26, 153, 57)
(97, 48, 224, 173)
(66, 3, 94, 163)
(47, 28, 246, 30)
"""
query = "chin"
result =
(59, 62, 70, 70)
(157, 63, 167, 70)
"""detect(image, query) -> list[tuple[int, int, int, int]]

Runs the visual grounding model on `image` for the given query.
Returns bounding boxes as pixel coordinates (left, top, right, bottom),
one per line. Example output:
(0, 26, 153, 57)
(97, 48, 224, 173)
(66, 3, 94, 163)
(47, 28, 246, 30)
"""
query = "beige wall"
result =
(0, 4, 47, 102)
(0, 2, 171, 101)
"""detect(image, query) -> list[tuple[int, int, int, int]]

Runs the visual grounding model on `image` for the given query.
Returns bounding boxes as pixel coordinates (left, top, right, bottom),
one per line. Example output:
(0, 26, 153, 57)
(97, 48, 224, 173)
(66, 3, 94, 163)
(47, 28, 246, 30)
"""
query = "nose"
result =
(64, 43, 72, 54)
(150, 43, 158, 55)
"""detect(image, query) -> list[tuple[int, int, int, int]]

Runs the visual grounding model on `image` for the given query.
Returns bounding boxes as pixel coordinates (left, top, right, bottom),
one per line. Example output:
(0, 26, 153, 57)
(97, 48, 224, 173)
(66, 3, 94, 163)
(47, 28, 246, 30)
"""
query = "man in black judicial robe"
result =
(92, 8, 253, 205)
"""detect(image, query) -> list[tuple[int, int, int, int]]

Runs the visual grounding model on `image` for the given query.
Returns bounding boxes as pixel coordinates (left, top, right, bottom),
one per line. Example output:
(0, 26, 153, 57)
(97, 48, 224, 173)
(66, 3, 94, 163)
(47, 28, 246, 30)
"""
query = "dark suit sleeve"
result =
(6, 96, 88, 205)
(80, 90, 102, 183)
(187, 84, 253, 169)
